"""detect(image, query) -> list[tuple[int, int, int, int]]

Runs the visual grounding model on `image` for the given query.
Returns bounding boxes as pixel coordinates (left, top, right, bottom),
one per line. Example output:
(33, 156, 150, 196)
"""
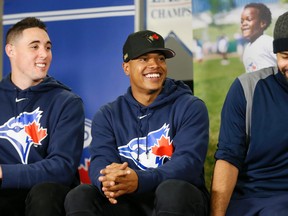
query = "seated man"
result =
(0, 17, 85, 216)
(65, 30, 210, 216)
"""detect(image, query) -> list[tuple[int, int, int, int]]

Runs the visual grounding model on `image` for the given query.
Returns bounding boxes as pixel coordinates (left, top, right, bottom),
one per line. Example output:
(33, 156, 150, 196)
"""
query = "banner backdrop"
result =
(191, 0, 284, 188)
(3, 0, 135, 183)
(146, 0, 193, 52)
(144, 0, 194, 89)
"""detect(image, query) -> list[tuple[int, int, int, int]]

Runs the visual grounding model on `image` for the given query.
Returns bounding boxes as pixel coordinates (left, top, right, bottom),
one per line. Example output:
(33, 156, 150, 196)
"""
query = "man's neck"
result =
(133, 90, 160, 106)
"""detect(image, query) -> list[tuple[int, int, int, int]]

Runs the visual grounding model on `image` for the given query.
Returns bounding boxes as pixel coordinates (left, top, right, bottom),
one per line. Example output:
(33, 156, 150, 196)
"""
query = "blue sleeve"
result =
(215, 78, 247, 169)
(88, 106, 123, 190)
(1, 98, 85, 188)
(135, 98, 209, 193)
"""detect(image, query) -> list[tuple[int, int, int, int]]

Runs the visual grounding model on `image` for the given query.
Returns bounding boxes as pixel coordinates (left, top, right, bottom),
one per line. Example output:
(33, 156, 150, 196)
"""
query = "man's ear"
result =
(5, 44, 14, 57)
(122, 62, 130, 76)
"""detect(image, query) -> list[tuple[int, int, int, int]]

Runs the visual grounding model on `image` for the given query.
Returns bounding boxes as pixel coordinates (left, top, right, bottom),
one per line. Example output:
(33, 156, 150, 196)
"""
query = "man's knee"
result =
(155, 179, 208, 216)
(26, 182, 70, 216)
(65, 184, 105, 216)
(27, 182, 70, 203)
(65, 184, 95, 206)
(156, 179, 200, 200)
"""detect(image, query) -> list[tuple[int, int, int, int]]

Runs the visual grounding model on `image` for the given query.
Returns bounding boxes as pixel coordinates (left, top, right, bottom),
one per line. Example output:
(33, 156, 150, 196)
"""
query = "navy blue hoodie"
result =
(89, 78, 209, 194)
(0, 74, 84, 189)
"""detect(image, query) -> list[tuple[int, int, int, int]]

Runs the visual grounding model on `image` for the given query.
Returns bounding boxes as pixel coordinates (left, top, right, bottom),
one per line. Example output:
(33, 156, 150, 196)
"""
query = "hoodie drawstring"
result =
(136, 107, 152, 161)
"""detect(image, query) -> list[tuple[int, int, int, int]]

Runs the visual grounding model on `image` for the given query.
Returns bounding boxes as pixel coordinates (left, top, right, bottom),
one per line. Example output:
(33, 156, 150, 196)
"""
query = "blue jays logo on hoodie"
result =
(0, 108, 47, 164)
(78, 118, 92, 184)
(118, 123, 174, 170)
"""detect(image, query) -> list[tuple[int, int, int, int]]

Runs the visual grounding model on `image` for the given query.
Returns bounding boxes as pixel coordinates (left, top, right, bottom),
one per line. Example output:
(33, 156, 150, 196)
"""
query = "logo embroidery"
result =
(118, 123, 174, 170)
(147, 33, 159, 43)
(0, 108, 48, 164)
(15, 98, 28, 103)
(78, 118, 92, 184)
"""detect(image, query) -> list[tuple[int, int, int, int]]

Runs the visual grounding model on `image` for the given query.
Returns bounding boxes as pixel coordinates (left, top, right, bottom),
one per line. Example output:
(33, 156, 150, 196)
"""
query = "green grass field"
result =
(194, 55, 244, 190)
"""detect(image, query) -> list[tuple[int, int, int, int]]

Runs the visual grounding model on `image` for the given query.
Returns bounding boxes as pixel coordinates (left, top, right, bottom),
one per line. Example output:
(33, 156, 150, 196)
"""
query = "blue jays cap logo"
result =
(118, 123, 174, 170)
(0, 108, 47, 164)
(146, 33, 160, 43)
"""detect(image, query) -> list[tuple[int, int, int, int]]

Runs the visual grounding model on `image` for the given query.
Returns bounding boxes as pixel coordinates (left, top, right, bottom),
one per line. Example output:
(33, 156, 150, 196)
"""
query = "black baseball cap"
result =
(123, 30, 176, 62)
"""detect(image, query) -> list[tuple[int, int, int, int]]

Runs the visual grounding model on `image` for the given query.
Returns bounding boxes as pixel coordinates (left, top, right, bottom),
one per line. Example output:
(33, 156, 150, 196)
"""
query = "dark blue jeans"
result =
(65, 179, 209, 216)
(0, 182, 70, 216)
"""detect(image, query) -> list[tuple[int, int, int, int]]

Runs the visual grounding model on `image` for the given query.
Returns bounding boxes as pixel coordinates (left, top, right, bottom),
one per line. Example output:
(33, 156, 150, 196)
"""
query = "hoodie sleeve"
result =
(1, 97, 85, 189)
(88, 106, 123, 190)
(135, 98, 209, 193)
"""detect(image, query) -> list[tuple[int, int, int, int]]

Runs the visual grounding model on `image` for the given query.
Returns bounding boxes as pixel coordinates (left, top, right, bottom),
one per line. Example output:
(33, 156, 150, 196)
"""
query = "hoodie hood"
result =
(124, 78, 193, 109)
(0, 74, 71, 92)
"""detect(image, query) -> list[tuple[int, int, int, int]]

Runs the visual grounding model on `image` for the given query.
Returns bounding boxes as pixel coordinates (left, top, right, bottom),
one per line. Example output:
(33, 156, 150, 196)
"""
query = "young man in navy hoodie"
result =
(65, 30, 210, 215)
(0, 17, 85, 216)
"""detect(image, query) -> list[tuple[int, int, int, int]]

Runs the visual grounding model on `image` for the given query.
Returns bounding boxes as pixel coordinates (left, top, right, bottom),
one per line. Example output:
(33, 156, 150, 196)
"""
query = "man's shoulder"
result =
(238, 67, 275, 86)
(52, 87, 82, 100)
(99, 95, 126, 111)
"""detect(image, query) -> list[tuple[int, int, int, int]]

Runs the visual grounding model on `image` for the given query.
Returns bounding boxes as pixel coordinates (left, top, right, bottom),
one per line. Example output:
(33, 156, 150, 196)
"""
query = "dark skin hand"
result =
(99, 162, 139, 204)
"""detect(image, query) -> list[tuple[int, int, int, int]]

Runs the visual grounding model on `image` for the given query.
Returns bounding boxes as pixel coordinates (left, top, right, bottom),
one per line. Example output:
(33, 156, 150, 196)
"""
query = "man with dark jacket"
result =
(0, 17, 84, 216)
(65, 30, 209, 216)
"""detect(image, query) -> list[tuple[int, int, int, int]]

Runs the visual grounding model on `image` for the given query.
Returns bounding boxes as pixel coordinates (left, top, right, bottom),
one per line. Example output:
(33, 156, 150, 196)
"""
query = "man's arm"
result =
(210, 159, 239, 216)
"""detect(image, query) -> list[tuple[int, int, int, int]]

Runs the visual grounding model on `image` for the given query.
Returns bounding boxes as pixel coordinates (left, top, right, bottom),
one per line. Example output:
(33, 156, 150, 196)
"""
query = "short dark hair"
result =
(244, 3, 272, 31)
(6, 17, 47, 44)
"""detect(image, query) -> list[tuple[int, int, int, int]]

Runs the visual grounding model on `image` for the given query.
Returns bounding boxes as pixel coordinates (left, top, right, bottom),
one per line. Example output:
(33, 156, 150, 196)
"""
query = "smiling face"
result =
(277, 52, 288, 80)
(6, 27, 52, 90)
(241, 7, 266, 43)
(122, 52, 167, 105)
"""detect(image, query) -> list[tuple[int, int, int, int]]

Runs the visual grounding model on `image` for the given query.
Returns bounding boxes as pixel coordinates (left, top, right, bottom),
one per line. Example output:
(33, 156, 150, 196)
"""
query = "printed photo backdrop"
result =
(145, 0, 194, 90)
(192, 0, 287, 188)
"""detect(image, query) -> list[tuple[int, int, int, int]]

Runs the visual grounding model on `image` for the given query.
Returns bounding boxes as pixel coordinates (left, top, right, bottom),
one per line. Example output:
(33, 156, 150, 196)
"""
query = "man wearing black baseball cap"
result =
(65, 30, 210, 216)
(211, 11, 288, 216)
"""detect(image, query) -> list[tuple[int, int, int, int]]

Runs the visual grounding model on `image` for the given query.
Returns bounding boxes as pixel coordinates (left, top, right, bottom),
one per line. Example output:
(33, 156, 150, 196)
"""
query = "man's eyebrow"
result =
(28, 40, 52, 46)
